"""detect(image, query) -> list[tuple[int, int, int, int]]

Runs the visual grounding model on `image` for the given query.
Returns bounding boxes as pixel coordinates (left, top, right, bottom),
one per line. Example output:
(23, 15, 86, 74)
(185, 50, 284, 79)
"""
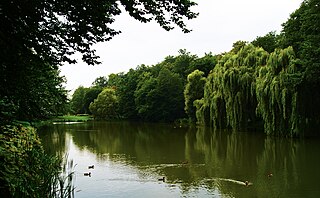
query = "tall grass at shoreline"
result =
(0, 124, 75, 197)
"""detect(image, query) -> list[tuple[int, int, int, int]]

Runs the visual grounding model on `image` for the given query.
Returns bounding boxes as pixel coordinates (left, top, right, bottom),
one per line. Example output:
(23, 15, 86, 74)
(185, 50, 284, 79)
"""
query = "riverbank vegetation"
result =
(70, 0, 319, 137)
(0, 124, 74, 197)
(1, 0, 197, 196)
(0, 0, 319, 196)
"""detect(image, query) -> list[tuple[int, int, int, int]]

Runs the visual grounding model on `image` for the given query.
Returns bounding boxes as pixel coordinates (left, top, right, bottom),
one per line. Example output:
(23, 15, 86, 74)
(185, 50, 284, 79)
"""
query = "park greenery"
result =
(0, 0, 197, 196)
(0, 0, 319, 196)
(71, 0, 319, 137)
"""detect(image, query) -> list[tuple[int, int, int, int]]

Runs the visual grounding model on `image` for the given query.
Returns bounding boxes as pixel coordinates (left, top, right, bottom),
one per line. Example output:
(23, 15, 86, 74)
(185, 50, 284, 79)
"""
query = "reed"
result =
(0, 124, 75, 197)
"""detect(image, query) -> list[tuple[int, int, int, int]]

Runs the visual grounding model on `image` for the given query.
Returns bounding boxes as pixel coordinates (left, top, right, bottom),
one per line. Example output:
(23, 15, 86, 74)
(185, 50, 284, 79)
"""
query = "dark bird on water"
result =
(244, 181, 253, 186)
(181, 160, 188, 165)
(158, 177, 165, 182)
(88, 165, 94, 169)
(84, 172, 91, 177)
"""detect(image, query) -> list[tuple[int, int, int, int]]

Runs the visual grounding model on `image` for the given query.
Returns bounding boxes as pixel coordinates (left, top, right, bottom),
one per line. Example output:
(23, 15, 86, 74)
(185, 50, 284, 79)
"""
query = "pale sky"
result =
(60, 0, 303, 93)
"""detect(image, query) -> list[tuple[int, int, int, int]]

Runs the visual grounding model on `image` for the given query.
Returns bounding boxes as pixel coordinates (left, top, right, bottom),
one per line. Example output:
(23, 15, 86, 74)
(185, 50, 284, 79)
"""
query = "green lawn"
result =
(51, 115, 93, 122)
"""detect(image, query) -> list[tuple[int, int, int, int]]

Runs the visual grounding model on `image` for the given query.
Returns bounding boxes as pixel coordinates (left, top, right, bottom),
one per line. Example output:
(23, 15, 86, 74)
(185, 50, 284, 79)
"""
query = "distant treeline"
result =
(1, 0, 318, 137)
(70, 0, 320, 137)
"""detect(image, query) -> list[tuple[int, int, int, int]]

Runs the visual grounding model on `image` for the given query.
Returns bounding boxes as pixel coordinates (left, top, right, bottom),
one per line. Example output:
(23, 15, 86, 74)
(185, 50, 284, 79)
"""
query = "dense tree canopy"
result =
(280, 0, 320, 134)
(0, 0, 198, 65)
(89, 88, 119, 120)
(0, 0, 198, 122)
(251, 31, 280, 53)
(77, 50, 213, 122)
(184, 70, 206, 123)
(69, 0, 318, 137)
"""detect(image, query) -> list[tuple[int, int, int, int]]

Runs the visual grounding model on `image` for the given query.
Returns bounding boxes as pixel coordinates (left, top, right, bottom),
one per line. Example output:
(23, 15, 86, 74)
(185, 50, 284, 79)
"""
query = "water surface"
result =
(38, 121, 320, 197)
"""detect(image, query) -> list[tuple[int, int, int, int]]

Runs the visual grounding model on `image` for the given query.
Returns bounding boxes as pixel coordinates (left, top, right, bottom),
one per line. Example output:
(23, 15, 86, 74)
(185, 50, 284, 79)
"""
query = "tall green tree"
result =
(230, 40, 248, 54)
(116, 67, 147, 120)
(1, 0, 198, 66)
(156, 68, 185, 121)
(134, 72, 158, 121)
(0, 0, 198, 122)
(251, 31, 280, 53)
(281, 0, 320, 134)
(83, 87, 103, 114)
(135, 68, 184, 122)
(166, 49, 198, 81)
(89, 88, 119, 119)
(70, 86, 87, 114)
(184, 70, 206, 123)
(188, 53, 218, 76)
(92, 76, 108, 88)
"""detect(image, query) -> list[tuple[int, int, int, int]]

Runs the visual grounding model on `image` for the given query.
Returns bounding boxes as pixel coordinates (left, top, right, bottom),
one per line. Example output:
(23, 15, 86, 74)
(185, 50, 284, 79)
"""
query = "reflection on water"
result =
(38, 121, 320, 197)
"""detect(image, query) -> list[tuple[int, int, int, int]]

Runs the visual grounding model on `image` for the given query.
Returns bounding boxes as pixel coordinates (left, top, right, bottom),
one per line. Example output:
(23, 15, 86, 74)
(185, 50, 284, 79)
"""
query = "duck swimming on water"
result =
(88, 165, 94, 169)
(84, 172, 91, 177)
(158, 177, 165, 182)
(244, 181, 253, 186)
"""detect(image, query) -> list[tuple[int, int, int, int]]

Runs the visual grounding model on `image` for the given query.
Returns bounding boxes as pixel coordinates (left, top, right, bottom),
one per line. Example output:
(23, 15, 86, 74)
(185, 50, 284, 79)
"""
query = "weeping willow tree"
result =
(196, 44, 268, 130)
(195, 44, 309, 137)
(256, 47, 303, 136)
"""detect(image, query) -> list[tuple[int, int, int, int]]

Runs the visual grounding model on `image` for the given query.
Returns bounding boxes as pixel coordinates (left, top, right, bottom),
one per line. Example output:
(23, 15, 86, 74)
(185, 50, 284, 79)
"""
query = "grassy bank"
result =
(0, 124, 74, 197)
(50, 115, 93, 122)
(30, 115, 93, 128)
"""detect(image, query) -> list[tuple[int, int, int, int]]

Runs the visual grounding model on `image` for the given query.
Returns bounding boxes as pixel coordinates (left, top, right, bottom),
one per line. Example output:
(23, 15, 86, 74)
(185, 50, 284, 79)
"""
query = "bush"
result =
(0, 124, 74, 197)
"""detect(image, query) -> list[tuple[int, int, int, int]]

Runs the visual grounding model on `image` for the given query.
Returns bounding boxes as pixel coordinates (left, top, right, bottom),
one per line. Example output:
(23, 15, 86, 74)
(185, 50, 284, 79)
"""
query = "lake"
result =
(38, 121, 320, 198)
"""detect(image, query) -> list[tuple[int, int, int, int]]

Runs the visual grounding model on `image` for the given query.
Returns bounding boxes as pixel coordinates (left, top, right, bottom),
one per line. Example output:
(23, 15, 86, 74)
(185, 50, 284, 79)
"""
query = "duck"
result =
(244, 181, 252, 186)
(268, 173, 273, 177)
(88, 165, 94, 169)
(84, 172, 91, 177)
(158, 177, 165, 182)
(181, 160, 189, 165)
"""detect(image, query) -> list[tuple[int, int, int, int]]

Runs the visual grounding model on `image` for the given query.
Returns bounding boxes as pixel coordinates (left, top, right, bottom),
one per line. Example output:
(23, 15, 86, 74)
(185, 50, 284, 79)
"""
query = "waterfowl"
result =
(268, 173, 273, 177)
(181, 160, 188, 165)
(244, 181, 253, 186)
(84, 172, 91, 177)
(88, 165, 94, 169)
(158, 177, 165, 182)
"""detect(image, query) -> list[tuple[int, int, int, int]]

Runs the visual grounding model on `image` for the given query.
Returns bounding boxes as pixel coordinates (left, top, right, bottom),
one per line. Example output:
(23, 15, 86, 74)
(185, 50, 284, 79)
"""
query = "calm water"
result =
(38, 121, 320, 198)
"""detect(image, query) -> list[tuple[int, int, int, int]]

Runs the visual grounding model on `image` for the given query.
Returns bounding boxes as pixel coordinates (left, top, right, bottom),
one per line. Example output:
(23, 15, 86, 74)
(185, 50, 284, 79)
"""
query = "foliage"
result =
(83, 87, 103, 114)
(281, 0, 320, 83)
(134, 68, 184, 122)
(196, 45, 266, 130)
(230, 40, 248, 54)
(184, 70, 206, 123)
(70, 86, 88, 114)
(255, 47, 303, 136)
(1, 0, 198, 122)
(193, 0, 320, 137)
(280, 0, 320, 134)
(189, 53, 218, 76)
(51, 115, 93, 122)
(0, 125, 74, 197)
(92, 76, 108, 88)
(116, 67, 146, 120)
(70, 86, 102, 115)
(194, 43, 318, 136)
(251, 31, 280, 53)
(0, 55, 68, 120)
(0, 97, 17, 124)
(70, 50, 214, 123)
(89, 88, 119, 120)
(165, 49, 199, 81)
(0, 0, 197, 66)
